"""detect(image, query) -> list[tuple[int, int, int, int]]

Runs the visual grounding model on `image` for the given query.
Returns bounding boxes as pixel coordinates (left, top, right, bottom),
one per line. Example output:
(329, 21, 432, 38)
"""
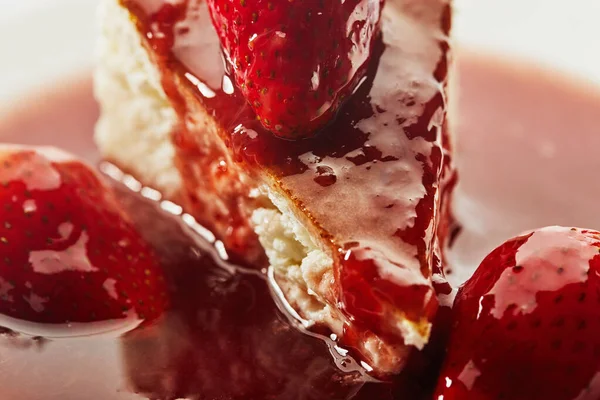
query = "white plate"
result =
(454, 0, 600, 85)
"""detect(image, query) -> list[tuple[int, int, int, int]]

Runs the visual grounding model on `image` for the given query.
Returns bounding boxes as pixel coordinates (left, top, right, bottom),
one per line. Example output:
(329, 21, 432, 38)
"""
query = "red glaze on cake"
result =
(111, 0, 455, 375)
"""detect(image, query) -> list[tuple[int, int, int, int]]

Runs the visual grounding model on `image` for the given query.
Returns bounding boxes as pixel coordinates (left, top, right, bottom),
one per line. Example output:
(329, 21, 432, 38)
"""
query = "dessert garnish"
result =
(435, 226, 600, 400)
(206, 0, 383, 138)
(0, 145, 168, 338)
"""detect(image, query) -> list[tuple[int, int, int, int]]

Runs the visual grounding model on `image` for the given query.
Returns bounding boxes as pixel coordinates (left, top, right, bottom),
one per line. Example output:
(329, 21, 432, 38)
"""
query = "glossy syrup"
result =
(110, 164, 448, 400)
(112, 173, 374, 400)
(2, 52, 600, 399)
(120, 0, 456, 361)
(0, 165, 434, 400)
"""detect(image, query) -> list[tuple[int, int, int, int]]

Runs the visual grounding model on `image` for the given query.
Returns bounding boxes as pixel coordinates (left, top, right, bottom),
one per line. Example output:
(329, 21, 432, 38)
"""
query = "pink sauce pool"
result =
(0, 52, 598, 399)
(447, 53, 600, 286)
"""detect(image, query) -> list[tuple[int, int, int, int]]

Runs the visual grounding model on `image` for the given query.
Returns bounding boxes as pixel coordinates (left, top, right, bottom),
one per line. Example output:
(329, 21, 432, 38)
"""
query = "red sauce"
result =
(0, 171, 435, 399)
(120, 0, 456, 365)
(113, 183, 390, 400)
(1, 52, 600, 399)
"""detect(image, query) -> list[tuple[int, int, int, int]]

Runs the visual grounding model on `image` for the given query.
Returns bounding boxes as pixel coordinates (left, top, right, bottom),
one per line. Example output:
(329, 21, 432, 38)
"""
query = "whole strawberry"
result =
(435, 226, 600, 400)
(207, 0, 383, 139)
(0, 145, 168, 338)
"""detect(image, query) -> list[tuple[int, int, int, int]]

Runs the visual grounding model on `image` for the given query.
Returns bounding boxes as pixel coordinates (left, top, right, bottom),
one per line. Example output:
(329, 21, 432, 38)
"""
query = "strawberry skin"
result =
(435, 226, 600, 400)
(0, 146, 168, 337)
(207, 0, 383, 139)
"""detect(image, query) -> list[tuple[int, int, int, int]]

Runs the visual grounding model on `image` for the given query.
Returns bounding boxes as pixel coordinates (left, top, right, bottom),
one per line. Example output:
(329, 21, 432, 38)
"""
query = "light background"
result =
(0, 0, 599, 104)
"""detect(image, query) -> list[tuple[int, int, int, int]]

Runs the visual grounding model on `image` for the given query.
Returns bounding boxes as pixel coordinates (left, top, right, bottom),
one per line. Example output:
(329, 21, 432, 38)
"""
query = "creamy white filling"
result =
(250, 188, 343, 334)
(94, 0, 181, 196)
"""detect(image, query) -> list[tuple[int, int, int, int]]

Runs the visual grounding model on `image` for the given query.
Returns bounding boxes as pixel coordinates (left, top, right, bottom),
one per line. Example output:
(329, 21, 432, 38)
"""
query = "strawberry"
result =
(0, 145, 168, 338)
(435, 226, 600, 400)
(206, 0, 383, 139)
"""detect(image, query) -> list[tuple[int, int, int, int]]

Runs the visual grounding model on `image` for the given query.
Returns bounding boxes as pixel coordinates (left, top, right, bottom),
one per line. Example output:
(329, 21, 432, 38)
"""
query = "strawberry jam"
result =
(1, 48, 600, 399)
(0, 173, 433, 399)
(120, 0, 456, 373)
(114, 180, 378, 400)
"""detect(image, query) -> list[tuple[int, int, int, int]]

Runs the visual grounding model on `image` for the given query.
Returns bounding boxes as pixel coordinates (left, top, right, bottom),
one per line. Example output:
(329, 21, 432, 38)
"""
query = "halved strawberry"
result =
(435, 226, 600, 400)
(0, 145, 168, 338)
(206, 0, 383, 139)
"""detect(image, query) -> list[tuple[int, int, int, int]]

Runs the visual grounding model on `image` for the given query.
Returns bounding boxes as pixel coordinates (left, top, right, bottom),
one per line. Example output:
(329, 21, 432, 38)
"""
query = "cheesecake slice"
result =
(94, 0, 455, 375)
